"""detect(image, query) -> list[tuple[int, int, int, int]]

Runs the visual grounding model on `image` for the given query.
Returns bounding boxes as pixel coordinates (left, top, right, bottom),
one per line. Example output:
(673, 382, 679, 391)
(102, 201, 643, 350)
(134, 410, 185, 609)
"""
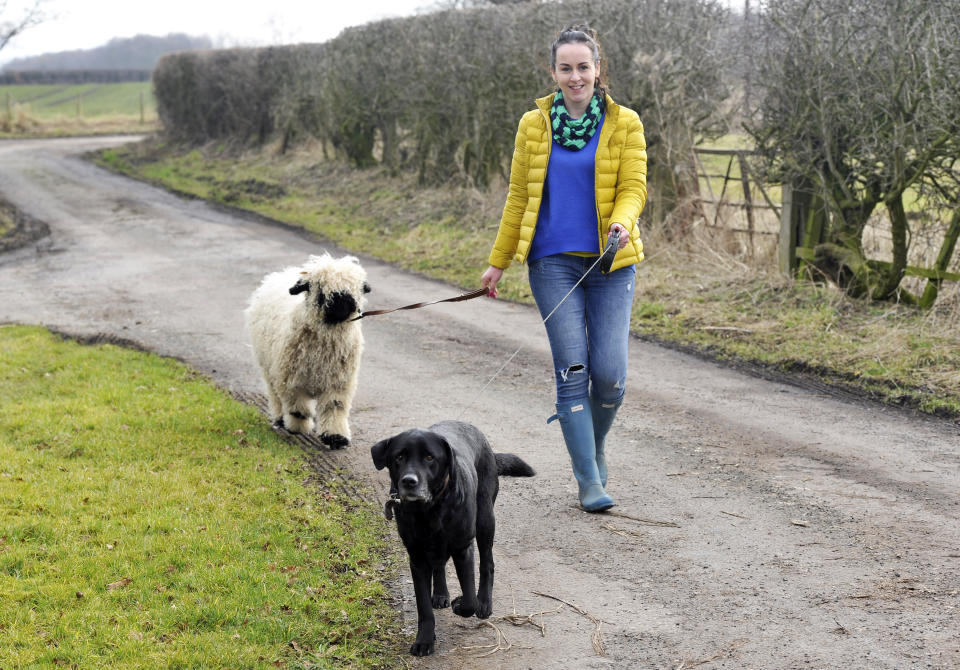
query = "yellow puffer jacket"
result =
(488, 92, 647, 273)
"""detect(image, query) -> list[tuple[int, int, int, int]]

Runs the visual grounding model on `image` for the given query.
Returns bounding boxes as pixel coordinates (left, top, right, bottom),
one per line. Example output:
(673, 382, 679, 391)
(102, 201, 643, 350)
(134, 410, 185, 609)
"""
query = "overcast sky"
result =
(0, 0, 430, 66)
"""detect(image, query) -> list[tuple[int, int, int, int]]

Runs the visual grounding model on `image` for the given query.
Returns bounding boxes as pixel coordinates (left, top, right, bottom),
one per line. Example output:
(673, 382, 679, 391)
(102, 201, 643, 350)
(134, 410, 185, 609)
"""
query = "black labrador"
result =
(371, 420, 535, 656)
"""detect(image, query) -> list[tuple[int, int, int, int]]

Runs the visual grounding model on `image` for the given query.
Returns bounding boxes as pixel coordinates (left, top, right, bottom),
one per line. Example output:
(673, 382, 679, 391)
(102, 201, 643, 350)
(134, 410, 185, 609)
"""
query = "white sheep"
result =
(244, 253, 370, 448)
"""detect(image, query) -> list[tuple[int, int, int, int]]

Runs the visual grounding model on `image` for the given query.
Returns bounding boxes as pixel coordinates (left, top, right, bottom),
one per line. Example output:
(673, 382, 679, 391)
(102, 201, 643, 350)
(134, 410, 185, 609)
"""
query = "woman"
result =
(480, 25, 647, 512)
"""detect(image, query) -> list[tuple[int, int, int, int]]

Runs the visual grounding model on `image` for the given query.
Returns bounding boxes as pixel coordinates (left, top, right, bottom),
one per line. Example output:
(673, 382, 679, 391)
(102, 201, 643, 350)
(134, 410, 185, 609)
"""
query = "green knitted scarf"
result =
(550, 89, 605, 150)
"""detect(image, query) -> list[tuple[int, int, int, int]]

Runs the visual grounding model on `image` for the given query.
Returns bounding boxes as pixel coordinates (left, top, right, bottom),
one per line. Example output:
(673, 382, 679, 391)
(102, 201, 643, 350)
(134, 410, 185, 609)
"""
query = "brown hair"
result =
(550, 24, 609, 94)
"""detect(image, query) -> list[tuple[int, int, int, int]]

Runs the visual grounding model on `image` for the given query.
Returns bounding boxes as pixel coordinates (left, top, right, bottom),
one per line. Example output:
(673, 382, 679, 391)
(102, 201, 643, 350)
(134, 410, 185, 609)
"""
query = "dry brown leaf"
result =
(107, 577, 132, 590)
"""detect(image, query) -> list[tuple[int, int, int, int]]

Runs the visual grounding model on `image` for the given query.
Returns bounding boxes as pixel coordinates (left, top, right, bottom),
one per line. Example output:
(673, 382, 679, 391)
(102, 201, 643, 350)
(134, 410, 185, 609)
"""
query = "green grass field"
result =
(0, 325, 404, 668)
(1, 81, 158, 135)
(1, 81, 155, 118)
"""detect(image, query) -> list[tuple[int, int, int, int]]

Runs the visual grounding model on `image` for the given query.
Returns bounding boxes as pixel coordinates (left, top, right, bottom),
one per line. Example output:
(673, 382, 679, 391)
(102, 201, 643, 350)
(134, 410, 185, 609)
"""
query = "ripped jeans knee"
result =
(558, 362, 586, 383)
(555, 361, 589, 402)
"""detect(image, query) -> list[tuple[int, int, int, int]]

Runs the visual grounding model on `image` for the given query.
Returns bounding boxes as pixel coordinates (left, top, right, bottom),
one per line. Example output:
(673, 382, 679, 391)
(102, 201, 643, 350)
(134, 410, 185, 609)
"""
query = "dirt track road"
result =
(2, 136, 959, 669)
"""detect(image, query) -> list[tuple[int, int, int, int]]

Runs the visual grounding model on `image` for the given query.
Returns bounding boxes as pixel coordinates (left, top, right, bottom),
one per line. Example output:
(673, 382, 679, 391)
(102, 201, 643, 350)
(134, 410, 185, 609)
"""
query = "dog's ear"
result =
(435, 435, 457, 493)
(371, 436, 392, 470)
(289, 279, 310, 296)
(363, 282, 371, 294)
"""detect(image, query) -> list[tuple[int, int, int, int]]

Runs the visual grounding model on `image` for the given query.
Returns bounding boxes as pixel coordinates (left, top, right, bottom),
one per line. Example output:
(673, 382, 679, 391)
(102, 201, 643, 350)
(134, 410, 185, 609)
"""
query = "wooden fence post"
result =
(778, 181, 797, 274)
(738, 152, 755, 255)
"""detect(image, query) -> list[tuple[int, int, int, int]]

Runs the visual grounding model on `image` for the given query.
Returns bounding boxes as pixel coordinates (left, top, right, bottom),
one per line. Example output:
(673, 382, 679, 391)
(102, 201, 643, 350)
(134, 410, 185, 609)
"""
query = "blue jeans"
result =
(528, 254, 636, 405)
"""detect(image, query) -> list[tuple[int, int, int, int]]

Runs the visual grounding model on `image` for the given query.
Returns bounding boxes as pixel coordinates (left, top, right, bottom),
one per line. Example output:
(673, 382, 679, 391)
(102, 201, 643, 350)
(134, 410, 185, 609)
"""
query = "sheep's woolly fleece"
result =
(244, 253, 369, 448)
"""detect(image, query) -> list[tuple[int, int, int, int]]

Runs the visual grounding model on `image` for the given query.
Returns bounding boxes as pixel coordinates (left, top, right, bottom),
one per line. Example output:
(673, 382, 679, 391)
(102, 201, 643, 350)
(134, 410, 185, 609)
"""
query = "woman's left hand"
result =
(608, 223, 629, 250)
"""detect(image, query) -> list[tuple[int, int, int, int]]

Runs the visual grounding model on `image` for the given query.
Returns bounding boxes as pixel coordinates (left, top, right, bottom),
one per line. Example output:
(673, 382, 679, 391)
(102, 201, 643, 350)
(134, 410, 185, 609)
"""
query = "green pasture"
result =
(1, 81, 155, 119)
(0, 325, 404, 668)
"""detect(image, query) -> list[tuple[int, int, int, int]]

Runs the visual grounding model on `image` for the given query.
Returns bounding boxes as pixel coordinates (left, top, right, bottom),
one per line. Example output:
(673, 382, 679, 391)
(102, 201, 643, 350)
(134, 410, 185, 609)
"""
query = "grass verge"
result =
(0, 200, 14, 239)
(92, 139, 960, 419)
(0, 325, 404, 669)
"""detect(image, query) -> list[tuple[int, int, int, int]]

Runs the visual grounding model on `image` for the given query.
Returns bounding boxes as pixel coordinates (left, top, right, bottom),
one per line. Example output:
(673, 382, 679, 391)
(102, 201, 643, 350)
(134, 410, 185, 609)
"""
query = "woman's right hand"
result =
(481, 266, 503, 298)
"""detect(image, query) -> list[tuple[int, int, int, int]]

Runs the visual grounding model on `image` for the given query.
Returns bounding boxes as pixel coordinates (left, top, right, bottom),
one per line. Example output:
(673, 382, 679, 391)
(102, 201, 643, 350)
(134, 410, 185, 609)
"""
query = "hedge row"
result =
(153, 0, 731, 197)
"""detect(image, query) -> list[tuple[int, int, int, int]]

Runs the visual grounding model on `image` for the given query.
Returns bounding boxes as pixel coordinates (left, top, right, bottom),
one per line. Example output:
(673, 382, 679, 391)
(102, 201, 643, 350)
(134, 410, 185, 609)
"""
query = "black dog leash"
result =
(352, 287, 489, 321)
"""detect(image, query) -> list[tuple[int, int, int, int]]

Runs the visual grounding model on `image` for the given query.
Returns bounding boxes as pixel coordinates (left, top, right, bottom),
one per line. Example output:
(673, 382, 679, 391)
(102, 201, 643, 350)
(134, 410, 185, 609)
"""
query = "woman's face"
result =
(551, 42, 598, 111)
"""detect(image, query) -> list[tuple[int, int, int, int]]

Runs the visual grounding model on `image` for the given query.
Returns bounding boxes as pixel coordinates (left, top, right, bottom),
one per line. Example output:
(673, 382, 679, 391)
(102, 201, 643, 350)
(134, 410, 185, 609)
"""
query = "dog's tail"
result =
(495, 453, 535, 478)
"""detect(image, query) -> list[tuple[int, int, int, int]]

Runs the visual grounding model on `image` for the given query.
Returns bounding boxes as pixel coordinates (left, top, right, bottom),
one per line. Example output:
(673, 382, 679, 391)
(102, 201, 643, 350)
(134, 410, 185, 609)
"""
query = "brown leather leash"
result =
(351, 287, 489, 321)
(354, 232, 622, 323)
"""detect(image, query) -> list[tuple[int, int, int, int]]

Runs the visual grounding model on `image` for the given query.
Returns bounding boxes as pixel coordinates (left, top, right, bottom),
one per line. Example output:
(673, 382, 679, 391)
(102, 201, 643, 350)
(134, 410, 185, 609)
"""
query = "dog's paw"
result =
(476, 599, 492, 619)
(320, 433, 349, 449)
(451, 596, 477, 618)
(431, 594, 450, 609)
(409, 636, 435, 656)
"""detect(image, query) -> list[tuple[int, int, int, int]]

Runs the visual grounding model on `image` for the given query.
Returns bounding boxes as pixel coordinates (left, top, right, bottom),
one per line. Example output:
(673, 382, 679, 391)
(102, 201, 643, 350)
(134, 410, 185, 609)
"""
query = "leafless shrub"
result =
(153, 46, 299, 144)
(747, 0, 960, 307)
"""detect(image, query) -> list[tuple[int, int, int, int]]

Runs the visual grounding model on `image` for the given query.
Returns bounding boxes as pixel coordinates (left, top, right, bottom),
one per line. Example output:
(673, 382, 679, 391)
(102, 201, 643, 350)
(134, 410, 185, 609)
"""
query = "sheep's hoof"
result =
(321, 433, 349, 449)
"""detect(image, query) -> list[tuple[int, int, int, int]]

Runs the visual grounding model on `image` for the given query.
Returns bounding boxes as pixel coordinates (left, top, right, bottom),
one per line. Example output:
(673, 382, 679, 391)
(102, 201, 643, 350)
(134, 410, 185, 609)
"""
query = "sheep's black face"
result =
(289, 255, 367, 325)
(323, 291, 358, 325)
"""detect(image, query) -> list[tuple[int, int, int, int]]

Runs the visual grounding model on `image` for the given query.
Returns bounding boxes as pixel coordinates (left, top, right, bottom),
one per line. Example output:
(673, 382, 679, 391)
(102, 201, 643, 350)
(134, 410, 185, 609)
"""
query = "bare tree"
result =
(605, 0, 733, 228)
(748, 0, 960, 306)
(0, 0, 46, 54)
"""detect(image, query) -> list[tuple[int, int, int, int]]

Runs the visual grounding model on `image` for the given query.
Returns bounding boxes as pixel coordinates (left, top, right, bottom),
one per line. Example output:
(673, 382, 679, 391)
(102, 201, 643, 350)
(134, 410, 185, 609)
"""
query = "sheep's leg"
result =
(279, 392, 317, 434)
(265, 385, 283, 425)
(317, 394, 351, 449)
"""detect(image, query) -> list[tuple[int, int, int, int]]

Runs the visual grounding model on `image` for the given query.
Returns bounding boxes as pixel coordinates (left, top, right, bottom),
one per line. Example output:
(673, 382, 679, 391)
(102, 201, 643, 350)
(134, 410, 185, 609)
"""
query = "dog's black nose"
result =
(400, 474, 419, 489)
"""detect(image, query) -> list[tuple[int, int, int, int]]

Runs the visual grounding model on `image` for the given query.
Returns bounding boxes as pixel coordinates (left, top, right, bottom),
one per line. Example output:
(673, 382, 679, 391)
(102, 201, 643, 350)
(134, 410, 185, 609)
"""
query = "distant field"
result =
(1, 81, 158, 135)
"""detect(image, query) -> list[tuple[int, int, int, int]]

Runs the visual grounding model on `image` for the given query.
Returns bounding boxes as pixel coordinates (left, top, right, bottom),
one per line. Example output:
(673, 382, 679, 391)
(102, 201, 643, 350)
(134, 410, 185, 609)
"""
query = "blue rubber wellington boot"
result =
(549, 399, 614, 512)
(590, 395, 623, 488)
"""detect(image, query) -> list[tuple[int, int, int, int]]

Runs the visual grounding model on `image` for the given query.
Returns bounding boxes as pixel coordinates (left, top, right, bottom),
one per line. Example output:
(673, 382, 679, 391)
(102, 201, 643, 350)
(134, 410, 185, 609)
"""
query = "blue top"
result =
(529, 115, 604, 262)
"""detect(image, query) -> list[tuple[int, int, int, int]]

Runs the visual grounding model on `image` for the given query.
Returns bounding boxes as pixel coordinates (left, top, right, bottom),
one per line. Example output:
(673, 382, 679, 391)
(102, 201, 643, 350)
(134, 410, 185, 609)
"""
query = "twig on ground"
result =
(461, 620, 513, 658)
(701, 325, 754, 334)
(604, 509, 680, 527)
(673, 637, 750, 669)
(458, 590, 564, 656)
(720, 510, 749, 519)
(601, 522, 645, 539)
(493, 604, 564, 636)
(532, 591, 607, 656)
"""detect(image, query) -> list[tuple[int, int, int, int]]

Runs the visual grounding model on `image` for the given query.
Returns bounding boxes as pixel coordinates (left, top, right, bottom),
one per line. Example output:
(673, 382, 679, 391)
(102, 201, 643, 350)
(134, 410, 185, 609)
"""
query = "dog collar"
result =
(384, 473, 450, 520)
(433, 473, 451, 499)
